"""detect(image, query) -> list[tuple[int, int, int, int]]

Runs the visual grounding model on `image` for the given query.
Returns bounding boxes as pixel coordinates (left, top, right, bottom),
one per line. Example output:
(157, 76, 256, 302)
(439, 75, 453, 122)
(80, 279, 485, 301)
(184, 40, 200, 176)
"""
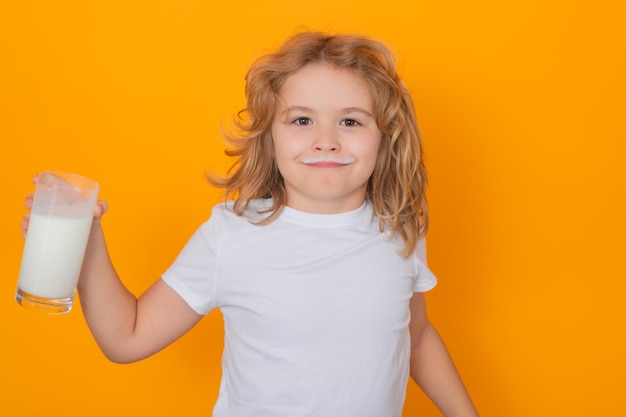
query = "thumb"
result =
(93, 200, 108, 219)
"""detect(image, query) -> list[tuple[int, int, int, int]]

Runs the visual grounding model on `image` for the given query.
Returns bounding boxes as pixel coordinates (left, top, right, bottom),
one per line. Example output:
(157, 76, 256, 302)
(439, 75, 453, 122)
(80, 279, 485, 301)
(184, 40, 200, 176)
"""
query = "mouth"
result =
(301, 157, 355, 168)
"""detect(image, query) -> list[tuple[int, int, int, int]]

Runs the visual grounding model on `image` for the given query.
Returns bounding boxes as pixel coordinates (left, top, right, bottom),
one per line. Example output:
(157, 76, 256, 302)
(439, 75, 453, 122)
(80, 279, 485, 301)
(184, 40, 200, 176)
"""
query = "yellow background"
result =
(1, 1, 624, 416)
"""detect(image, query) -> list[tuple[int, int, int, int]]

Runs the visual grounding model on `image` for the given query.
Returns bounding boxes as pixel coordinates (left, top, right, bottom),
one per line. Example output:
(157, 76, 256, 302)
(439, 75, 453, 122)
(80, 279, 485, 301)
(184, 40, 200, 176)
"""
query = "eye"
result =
(292, 117, 312, 126)
(341, 118, 361, 127)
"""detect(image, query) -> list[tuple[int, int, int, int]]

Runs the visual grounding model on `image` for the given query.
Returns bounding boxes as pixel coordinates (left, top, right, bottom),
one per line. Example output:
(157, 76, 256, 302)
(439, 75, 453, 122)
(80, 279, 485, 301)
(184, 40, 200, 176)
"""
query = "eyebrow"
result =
(342, 107, 375, 118)
(280, 106, 375, 118)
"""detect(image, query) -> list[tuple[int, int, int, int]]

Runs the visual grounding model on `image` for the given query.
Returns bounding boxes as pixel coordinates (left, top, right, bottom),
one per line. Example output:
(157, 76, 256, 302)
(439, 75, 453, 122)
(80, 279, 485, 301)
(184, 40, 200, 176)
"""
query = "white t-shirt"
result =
(162, 200, 437, 417)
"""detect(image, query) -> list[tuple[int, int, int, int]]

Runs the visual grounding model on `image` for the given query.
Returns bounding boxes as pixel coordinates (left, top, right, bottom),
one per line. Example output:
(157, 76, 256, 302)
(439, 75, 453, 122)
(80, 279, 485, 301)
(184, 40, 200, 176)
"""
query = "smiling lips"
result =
(301, 157, 355, 168)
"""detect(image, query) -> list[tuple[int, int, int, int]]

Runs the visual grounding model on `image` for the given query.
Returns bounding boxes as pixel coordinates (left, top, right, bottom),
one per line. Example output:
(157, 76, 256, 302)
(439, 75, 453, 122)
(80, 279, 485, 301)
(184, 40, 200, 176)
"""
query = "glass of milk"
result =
(16, 171, 100, 314)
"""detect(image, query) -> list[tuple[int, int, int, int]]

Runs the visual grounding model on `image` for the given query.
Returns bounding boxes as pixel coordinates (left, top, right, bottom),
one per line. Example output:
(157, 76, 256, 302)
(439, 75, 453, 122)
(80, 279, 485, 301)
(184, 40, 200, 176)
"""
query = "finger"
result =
(24, 194, 34, 209)
(93, 200, 108, 218)
(21, 212, 31, 239)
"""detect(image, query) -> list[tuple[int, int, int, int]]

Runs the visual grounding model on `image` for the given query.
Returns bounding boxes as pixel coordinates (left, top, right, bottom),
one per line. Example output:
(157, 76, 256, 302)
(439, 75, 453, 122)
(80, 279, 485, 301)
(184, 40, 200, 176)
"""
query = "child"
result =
(22, 31, 478, 417)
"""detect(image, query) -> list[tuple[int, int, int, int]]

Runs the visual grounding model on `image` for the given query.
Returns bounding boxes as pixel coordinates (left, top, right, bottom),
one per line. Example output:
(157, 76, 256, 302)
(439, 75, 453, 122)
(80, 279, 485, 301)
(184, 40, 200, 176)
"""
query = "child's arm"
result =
(22, 193, 203, 364)
(77, 210, 203, 363)
(409, 293, 479, 417)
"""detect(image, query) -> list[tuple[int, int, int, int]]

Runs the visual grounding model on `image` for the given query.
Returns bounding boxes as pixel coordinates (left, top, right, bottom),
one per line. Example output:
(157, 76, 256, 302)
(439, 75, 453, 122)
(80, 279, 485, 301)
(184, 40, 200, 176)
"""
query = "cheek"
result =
(273, 132, 304, 161)
(355, 135, 382, 165)
(272, 140, 292, 164)
(271, 138, 297, 176)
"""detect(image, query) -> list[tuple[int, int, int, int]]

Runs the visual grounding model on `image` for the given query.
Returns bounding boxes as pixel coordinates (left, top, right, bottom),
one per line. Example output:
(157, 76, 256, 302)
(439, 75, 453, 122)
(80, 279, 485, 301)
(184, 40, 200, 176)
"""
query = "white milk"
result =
(18, 213, 93, 299)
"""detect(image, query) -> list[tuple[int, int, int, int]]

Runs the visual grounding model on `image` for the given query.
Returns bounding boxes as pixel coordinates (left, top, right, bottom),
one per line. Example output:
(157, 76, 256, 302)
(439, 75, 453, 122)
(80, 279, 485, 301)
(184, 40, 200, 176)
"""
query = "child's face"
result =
(271, 63, 382, 214)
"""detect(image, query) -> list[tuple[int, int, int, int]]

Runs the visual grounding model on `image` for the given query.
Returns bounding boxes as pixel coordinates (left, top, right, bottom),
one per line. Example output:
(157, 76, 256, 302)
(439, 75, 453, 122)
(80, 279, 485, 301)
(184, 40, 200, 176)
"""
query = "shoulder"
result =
(411, 237, 438, 292)
(185, 200, 269, 253)
(208, 198, 273, 225)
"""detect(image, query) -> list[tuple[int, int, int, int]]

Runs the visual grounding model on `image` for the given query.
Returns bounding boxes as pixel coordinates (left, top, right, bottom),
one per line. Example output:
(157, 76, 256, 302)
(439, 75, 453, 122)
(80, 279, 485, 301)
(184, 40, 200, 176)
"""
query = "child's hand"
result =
(21, 175, 108, 239)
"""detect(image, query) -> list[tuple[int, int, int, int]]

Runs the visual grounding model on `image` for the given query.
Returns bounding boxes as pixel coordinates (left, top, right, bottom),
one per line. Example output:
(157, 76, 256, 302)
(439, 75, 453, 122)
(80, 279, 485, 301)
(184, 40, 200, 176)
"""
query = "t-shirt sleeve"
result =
(161, 216, 220, 315)
(413, 237, 437, 292)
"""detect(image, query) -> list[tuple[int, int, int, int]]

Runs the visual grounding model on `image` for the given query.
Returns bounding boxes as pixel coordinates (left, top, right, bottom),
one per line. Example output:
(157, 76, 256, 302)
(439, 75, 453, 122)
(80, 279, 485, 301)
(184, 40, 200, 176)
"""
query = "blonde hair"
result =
(209, 31, 428, 258)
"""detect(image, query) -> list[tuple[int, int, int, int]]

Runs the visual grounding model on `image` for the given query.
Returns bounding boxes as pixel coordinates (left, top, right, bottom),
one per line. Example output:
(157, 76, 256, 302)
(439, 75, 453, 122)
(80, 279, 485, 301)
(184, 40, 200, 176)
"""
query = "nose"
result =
(313, 125, 341, 152)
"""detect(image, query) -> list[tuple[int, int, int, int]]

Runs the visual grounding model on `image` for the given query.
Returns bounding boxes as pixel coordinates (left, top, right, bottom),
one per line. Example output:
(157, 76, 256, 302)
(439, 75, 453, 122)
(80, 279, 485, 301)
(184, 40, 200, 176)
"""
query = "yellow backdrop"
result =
(1, 1, 624, 416)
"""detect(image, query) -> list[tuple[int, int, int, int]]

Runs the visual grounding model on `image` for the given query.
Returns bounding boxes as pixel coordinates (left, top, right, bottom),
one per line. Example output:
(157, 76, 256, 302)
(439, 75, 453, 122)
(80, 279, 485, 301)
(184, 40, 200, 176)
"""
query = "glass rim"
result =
(38, 170, 100, 192)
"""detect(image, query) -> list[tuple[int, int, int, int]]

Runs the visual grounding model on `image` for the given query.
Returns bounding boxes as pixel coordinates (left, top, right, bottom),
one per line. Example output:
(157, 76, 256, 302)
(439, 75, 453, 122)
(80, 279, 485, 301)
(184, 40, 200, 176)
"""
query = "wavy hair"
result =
(209, 31, 428, 257)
